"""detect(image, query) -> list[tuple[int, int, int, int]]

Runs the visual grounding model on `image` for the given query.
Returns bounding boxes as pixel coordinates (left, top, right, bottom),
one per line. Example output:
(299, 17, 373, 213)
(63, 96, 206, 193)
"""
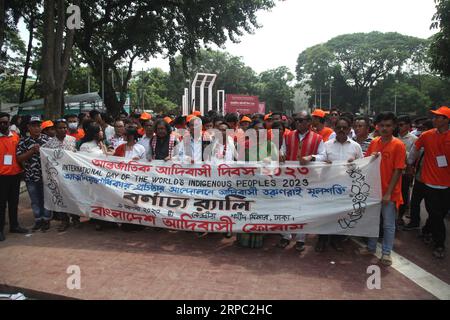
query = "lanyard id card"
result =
(436, 155, 448, 168)
(3, 154, 13, 166)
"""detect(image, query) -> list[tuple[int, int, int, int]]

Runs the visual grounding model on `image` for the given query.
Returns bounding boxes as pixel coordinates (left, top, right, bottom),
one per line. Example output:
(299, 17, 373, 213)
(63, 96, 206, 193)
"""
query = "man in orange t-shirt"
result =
(65, 114, 85, 141)
(407, 106, 450, 259)
(359, 112, 406, 266)
(312, 109, 334, 142)
(0, 112, 29, 241)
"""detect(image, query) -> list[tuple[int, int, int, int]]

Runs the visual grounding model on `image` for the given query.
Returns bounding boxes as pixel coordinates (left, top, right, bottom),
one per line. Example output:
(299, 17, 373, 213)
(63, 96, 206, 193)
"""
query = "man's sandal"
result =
(380, 254, 392, 266)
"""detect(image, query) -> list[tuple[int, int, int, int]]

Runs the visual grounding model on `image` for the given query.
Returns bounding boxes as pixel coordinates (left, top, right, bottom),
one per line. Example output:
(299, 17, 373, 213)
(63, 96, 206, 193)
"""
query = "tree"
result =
(372, 81, 431, 115)
(41, 0, 80, 119)
(19, 1, 41, 103)
(256, 66, 294, 113)
(75, 0, 276, 116)
(129, 68, 177, 114)
(430, 0, 450, 76)
(296, 32, 429, 111)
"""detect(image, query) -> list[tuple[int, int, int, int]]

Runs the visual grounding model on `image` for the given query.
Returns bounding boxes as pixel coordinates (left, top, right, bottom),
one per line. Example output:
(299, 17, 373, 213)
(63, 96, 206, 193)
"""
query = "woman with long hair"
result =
(78, 121, 108, 155)
(78, 121, 112, 231)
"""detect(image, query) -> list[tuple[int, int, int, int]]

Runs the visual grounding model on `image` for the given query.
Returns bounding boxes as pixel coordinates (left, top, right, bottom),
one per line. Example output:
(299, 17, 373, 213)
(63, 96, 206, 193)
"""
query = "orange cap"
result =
(312, 109, 326, 118)
(163, 116, 172, 124)
(192, 110, 202, 117)
(430, 106, 450, 119)
(41, 120, 54, 130)
(264, 113, 273, 121)
(186, 115, 198, 123)
(240, 116, 252, 123)
(140, 112, 152, 120)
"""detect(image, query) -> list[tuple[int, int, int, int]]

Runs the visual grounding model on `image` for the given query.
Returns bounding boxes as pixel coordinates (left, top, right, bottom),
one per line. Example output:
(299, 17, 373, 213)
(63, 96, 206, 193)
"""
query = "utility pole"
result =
(394, 79, 399, 115)
(314, 90, 317, 109)
(329, 82, 332, 110)
(101, 55, 105, 106)
(319, 87, 322, 108)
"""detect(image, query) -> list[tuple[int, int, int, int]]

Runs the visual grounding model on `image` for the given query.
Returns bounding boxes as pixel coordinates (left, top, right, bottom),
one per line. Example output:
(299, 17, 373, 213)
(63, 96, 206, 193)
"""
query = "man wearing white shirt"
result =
(302, 117, 363, 252)
(137, 118, 154, 160)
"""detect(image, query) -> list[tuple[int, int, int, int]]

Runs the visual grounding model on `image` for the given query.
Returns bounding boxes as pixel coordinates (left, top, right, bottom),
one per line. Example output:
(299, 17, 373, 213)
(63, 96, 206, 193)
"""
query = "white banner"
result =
(41, 148, 382, 237)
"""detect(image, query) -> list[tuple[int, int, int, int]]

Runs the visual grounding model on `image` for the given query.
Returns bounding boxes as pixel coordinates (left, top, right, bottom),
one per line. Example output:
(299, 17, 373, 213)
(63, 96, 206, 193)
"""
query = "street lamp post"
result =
(394, 80, 399, 115)
(319, 87, 322, 108)
(314, 90, 317, 109)
(186, 79, 191, 112)
(368, 87, 371, 115)
(329, 81, 332, 111)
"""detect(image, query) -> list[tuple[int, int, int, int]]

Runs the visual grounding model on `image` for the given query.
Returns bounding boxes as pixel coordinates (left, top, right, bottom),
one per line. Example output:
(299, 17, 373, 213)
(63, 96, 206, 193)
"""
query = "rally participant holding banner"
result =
(235, 120, 279, 248)
(278, 111, 324, 252)
(358, 112, 406, 266)
(43, 119, 79, 232)
(113, 123, 146, 232)
(176, 116, 212, 164)
(301, 117, 364, 252)
(17, 116, 51, 232)
(210, 122, 237, 164)
(150, 119, 179, 161)
(78, 121, 113, 231)
(113, 123, 146, 161)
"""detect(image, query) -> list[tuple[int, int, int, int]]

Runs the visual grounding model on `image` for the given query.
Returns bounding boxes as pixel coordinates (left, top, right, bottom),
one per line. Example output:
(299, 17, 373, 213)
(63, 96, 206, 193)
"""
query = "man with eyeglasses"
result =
(0, 112, 29, 241)
(108, 119, 126, 150)
(301, 117, 364, 252)
(278, 111, 325, 252)
(396, 115, 417, 227)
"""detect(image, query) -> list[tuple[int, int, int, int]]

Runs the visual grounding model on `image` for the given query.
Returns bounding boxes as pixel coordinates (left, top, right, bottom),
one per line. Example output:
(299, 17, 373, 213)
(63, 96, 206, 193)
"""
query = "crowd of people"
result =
(0, 105, 449, 265)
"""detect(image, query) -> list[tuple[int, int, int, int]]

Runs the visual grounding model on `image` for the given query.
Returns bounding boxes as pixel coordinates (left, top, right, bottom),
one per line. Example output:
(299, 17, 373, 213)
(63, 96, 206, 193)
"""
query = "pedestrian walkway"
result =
(0, 193, 448, 300)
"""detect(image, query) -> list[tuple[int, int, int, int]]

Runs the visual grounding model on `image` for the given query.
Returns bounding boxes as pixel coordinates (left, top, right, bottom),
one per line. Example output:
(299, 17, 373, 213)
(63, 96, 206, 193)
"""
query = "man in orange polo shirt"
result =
(407, 106, 450, 259)
(358, 112, 406, 266)
(311, 109, 334, 142)
(0, 112, 29, 241)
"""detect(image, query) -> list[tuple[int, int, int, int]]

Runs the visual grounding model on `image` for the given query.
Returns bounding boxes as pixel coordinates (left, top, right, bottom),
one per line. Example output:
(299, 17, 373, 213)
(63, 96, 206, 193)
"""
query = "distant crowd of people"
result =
(0, 105, 449, 265)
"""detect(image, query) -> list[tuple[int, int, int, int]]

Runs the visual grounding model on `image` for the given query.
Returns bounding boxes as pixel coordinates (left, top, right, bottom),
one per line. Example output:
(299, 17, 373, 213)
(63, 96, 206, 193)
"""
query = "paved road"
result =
(0, 193, 448, 299)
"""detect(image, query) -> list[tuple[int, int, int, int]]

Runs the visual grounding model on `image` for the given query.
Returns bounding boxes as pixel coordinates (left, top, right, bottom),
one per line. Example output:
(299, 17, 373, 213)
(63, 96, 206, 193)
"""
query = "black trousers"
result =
(423, 185, 450, 248)
(0, 174, 21, 232)
(409, 179, 431, 226)
(399, 174, 412, 218)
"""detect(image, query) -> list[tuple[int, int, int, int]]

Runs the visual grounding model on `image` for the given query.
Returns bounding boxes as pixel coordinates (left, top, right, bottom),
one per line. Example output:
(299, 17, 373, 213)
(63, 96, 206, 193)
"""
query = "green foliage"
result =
(129, 68, 177, 114)
(296, 32, 435, 112)
(257, 66, 294, 112)
(429, 0, 450, 76)
(0, 75, 39, 103)
(74, 0, 276, 115)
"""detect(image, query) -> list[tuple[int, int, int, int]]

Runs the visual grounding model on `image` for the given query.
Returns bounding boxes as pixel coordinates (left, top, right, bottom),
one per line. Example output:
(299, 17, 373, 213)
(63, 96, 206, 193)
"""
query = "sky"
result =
(134, 0, 438, 74)
(18, 0, 438, 75)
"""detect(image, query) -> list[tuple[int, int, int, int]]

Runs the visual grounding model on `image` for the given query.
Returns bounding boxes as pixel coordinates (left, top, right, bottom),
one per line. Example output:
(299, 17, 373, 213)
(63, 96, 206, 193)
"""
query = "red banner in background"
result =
(225, 94, 259, 114)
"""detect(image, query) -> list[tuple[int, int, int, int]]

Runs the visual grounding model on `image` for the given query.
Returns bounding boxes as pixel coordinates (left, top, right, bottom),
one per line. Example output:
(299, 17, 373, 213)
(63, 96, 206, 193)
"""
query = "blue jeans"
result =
(368, 201, 396, 255)
(26, 181, 51, 222)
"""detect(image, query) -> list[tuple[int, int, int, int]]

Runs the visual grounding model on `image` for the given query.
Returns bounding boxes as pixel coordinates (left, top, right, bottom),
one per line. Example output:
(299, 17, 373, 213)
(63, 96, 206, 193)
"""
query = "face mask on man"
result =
(68, 122, 78, 130)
